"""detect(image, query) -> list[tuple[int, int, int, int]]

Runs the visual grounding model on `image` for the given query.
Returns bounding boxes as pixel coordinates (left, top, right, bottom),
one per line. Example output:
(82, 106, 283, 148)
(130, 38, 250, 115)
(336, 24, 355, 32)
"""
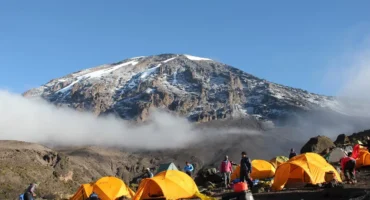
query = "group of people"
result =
(219, 152, 253, 189)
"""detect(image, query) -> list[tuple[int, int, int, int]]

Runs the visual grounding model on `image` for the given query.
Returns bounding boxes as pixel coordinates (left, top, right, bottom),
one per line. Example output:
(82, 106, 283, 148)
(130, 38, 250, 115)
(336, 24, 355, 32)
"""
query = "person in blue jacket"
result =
(183, 161, 194, 176)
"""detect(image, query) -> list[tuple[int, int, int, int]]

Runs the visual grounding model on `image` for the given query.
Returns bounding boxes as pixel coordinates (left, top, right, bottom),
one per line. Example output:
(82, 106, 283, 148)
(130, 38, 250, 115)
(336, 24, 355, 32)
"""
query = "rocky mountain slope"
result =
(23, 54, 342, 123)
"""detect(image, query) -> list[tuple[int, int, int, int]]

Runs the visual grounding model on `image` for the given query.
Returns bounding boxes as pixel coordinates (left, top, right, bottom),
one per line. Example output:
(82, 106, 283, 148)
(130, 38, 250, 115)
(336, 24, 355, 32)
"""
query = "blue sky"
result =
(0, 1, 369, 95)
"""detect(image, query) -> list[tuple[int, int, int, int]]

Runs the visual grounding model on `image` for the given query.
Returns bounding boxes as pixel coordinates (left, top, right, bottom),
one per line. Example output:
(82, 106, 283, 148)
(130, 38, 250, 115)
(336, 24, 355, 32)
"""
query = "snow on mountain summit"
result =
(23, 53, 342, 123)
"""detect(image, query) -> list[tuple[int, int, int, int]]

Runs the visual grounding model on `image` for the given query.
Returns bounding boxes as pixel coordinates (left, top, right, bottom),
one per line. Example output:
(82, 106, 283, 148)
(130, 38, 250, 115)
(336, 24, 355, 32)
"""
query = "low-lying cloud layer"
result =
(0, 90, 203, 149)
(0, 90, 262, 149)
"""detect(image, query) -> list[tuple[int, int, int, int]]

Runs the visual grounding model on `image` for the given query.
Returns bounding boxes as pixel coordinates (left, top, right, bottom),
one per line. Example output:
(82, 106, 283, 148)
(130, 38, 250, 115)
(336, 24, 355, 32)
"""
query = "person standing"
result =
(184, 161, 194, 177)
(289, 148, 297, 159)
(146, 168, 154, 178)
(240, 152, 253, 189)
(220, 155, 233, 188)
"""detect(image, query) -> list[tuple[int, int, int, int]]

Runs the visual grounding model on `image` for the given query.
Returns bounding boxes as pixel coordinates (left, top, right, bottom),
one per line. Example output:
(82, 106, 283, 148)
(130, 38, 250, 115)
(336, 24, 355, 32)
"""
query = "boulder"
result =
(300, 136, 336, 154)
(194, 167, 222, 187)
(334, 134, 350, 146)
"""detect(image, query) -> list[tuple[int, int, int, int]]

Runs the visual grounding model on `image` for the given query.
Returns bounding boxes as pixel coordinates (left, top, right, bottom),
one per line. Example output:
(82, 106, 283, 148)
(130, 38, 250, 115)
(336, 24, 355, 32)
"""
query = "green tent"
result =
(156, 162, 179, 174)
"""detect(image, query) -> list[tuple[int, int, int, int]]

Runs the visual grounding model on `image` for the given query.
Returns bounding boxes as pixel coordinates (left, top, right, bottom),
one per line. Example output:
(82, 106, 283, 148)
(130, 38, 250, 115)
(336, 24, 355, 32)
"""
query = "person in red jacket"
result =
(340, 152, 356, 184)
(220, 155, 233, 188)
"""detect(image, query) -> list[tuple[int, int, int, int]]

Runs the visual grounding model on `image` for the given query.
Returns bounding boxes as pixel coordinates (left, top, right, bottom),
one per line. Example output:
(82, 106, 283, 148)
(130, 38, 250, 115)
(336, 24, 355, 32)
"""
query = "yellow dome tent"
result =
(69, 184, 93, 200)
(271, 153, 342, 191)
(133, 170, 214, 200)
(269, 156, 289, 168)
(70, 176, 135, 200)
(230, 160, 276, 181)
(250, 160, 276, 179)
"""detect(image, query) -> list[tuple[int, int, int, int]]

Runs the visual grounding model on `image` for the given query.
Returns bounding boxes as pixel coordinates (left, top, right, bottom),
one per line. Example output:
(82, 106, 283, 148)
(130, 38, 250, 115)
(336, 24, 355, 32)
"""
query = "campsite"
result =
(2, 1, 370, 200)
(53, 135, 370, 200)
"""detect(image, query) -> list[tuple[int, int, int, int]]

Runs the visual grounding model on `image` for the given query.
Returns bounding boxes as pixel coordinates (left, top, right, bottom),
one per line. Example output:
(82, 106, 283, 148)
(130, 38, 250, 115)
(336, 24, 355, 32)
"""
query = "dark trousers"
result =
(240, 170, 253, 189)
(185, 171, 192, 177)
(344, 159, 356, 181)
(24, 192, 33, 200)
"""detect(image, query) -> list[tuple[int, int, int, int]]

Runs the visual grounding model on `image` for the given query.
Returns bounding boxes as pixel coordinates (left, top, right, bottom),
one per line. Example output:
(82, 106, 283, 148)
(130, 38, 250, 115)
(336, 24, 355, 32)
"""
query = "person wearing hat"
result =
(220, 155, 233, 188)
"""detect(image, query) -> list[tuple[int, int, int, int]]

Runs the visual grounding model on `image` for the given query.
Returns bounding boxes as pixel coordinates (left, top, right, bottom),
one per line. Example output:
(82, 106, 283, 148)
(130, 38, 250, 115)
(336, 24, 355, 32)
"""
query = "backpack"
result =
(19, 194, 24, 200)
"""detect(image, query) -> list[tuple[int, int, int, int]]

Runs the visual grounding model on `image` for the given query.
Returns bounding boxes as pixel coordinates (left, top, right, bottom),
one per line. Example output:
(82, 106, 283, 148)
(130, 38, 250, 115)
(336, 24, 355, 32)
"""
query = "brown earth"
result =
(0, 141, 158, 200)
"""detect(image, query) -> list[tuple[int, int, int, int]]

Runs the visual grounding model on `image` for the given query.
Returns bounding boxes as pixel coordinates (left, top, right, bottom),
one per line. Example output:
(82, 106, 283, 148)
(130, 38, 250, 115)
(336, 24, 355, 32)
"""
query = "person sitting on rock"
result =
(183, 161, 194, 177)
(220, 155, 233, 188)
(24, 183, 37, 200)
(340, 152, 357, 184)
(289, 148, 297, 159)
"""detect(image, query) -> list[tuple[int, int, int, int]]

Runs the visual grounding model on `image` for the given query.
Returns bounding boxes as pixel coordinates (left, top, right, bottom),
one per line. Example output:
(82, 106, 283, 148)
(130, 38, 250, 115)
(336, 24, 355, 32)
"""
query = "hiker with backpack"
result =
(289, 148, 297, 159)
(184, 161, 194, 177)
(220, 155, 233, 188)
(340, 152, 357, 184)
(22, 183, 37, 200)
(240, 151, 253, 189)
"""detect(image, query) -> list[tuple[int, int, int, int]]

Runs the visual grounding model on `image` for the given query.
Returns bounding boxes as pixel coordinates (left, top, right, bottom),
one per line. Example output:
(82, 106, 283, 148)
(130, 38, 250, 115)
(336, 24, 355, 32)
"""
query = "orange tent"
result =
(230, 160, 276, 181)
(230, 165, 240, 181)
(133, 170, 200, 200)
(69, 184, 93, 200)
(272, 153, 342, 191)
(356, 150, 370, 168)
(70, 176, 135, 200)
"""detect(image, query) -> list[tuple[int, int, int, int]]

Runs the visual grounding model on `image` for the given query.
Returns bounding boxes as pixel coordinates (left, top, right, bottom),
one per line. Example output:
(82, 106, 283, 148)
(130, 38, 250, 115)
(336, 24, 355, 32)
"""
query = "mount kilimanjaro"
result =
(23, 54, 342, 124)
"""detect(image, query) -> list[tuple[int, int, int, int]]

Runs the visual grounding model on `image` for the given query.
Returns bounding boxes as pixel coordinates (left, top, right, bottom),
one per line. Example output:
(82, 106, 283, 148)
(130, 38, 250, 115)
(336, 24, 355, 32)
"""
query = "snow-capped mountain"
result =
(23, 54, 342, 123)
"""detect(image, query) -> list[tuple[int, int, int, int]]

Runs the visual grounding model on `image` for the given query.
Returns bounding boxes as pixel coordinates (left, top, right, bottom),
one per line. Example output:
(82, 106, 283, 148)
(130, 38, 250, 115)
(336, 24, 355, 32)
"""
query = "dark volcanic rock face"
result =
(23, 54, 339, 124)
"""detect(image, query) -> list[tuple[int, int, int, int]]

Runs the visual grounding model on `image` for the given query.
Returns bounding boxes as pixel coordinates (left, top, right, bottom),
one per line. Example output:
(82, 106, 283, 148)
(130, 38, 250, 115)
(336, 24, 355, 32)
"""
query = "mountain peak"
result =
(23, 53, 342, 123)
